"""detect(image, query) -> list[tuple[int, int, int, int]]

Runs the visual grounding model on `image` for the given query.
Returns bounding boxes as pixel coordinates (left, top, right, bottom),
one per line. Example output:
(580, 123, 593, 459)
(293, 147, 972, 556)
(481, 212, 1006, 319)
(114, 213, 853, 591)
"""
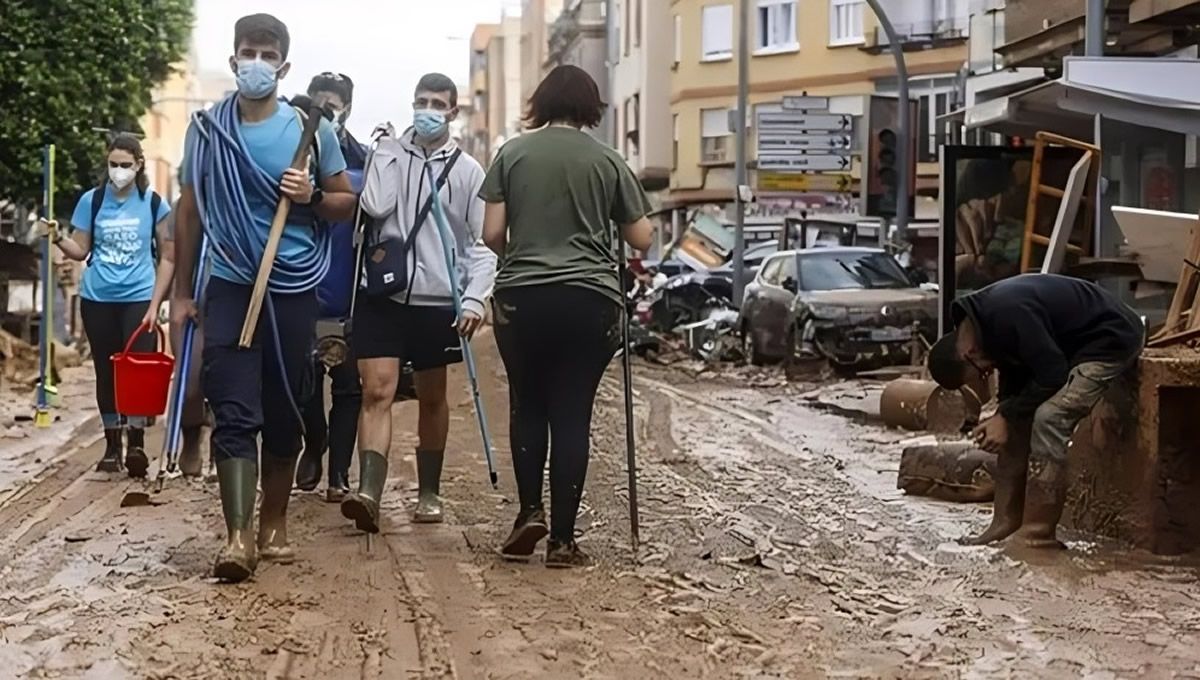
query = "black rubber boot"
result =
(326, 468, 350, 504)
(258, 455, 298, 563)
(294, 449, 322, 492)
(341, 450, 387, 533)
(413, 449, 445, 524)
(213, 458, 259, 583)
(97, 429, 123, 473)
(125, 428, 149, 479)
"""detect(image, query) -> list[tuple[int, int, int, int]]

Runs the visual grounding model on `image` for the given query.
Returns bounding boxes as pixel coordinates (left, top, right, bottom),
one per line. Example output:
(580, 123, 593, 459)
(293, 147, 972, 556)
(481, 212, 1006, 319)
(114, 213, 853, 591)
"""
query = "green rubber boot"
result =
(341, 450, 388, 533)
(413, 449, 445, 524)
(258, 455, 298, 563)
(213, 458, 259, 583)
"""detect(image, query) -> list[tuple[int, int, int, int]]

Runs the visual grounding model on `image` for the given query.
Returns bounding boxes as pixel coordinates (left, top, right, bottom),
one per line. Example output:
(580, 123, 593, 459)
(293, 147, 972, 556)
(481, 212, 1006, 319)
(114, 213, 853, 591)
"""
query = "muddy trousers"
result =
(79, 299, 154, 429)
(201, 278, 317, 464)
(301, 354, 361, 482)
(1023, 359, 1136, 475)
(493, 285, 620, 544)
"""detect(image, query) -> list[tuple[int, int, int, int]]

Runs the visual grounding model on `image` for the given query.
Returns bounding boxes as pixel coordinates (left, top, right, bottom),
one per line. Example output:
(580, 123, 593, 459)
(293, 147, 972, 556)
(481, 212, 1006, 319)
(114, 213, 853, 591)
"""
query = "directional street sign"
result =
(757, 112, 852, 131)
(756, 106, 854, 175)
(758, 155, 852, 172)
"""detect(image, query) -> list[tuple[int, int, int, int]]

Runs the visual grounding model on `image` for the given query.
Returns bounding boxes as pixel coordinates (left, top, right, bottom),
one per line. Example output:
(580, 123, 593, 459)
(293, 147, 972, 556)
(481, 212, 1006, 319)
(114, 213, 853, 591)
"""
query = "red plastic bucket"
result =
(111, 323, 175, 418)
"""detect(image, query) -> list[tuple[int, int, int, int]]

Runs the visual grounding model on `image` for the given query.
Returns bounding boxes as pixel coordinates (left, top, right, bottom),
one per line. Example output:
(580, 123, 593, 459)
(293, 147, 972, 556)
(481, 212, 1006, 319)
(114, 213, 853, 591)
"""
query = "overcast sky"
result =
(194, 0, 520, 139)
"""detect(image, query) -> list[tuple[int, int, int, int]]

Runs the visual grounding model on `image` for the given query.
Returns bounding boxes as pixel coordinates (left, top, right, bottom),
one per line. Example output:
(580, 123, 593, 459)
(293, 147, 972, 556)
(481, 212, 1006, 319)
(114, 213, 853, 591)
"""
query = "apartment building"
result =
(521, 0, 568, 103)
(480, 13, 525, 155)
(546, 0, 611, 140)
(466, 24, 498, 163)
(669, 0, 969, 209)
(611, 0, 673, 191)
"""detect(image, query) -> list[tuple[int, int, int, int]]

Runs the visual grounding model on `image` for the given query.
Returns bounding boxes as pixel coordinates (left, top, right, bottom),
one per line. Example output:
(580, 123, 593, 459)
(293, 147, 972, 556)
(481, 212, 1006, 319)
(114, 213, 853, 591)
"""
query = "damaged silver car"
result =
(738, 247, 937, 372)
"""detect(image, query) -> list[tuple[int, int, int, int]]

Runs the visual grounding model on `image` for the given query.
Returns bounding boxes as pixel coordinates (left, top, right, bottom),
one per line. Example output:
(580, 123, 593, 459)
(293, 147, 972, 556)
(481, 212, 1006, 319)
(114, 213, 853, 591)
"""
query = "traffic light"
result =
(863, 96, 915, 220)
(876, 127, 899, 218)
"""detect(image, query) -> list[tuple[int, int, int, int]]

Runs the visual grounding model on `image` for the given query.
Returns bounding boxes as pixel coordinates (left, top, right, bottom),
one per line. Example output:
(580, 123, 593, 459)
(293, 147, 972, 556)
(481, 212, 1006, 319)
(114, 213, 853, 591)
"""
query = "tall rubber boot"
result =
(258, 455, 298, 563)
(125, 427, 149, 479)
(213, 458, 259, 583)
(413, 449, 445, 524)
(97, 429, 123, 473)
(960, 420, 1032, 546)
(179, 426, 204, 478)
(341, 450, 387, 533)
(1015, 459, 1068, 549)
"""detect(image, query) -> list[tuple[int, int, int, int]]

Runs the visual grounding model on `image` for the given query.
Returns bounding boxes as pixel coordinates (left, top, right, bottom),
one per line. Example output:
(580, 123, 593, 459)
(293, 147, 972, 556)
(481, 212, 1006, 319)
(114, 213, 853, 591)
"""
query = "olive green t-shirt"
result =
(479, 127, 652, 306)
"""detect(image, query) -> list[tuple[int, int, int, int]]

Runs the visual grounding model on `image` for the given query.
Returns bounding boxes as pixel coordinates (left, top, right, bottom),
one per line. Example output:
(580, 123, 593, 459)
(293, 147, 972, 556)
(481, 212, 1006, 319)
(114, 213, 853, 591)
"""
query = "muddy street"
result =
(1, 336, 1199, 679)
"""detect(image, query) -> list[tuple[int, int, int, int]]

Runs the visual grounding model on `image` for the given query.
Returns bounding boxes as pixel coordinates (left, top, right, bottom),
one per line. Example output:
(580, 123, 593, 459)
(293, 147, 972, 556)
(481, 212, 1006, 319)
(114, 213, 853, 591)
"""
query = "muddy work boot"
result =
(1014, 460, 1068, 550)
(96, 429, 123, 473)
(294, 449, 322, 492)
(545, 539, 593, 569)
(326, 468, 350, 504)
(213, 458, 259, 583)
(125, 428, 149, 479)
(341, 450, 387, 533)
(413, 449, 445, 524)
(499, 508, 549, 562)
(178, 426, 205, 478)
(258, 455, 298, 564)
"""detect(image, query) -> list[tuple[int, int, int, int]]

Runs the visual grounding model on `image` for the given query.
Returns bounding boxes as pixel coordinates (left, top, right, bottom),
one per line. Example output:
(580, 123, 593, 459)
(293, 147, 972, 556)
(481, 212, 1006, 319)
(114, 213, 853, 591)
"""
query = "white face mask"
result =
(109, 166, 136, 189)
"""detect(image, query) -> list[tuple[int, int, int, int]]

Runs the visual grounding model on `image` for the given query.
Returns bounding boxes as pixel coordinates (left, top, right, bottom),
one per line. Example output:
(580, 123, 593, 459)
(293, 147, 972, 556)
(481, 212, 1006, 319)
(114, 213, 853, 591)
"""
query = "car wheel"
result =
(742, 324, 767, 366)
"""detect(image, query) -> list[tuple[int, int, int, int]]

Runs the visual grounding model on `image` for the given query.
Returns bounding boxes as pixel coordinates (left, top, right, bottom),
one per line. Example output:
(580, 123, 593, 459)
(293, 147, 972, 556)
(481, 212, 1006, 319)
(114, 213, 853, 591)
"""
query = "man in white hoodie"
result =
(344, 73, 497, 532)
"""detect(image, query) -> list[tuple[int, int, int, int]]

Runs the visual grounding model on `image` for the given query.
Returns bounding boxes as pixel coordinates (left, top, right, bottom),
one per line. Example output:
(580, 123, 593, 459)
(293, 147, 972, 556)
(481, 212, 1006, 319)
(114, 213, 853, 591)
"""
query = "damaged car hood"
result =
(801, 288, 935, 308)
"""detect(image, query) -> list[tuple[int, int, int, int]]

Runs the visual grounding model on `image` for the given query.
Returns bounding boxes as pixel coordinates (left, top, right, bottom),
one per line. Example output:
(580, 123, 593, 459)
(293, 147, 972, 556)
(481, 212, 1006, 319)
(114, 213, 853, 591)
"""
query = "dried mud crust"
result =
(0, 343, 1199, 678)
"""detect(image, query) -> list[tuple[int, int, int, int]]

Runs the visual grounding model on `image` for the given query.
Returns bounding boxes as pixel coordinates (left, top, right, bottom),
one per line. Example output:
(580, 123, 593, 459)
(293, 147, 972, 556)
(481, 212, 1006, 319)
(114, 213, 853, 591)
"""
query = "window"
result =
(672, 114, 679, 169)
(673, 15, 682, 66)
(624, 94, 641, 158)
(701, 108, 731, 163)
(635, 0, 642, 47)
(829, 0, 865, 46)
(756, 0, 798, 54)
(702, 4, 734, 61)
(760, 255, 786, 285)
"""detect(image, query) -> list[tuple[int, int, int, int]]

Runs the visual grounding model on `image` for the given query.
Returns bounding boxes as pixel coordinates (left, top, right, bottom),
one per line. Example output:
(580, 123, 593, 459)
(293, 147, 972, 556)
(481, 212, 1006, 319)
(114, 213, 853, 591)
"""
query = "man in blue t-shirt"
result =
(171, 13, 356, 583)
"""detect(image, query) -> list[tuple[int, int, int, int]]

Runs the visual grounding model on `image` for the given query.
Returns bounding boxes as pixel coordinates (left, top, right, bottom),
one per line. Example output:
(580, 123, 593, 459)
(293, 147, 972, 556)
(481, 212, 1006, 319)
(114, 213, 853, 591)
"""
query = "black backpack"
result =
(88, 184, 164, 263)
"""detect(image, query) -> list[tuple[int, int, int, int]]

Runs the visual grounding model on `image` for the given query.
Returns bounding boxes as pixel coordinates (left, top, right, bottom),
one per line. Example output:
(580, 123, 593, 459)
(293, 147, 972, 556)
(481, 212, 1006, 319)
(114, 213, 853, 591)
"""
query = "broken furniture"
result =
(1019, 132, 1101, 274)
(898, 442, 997, 503)
(1140, 208, 1200, 348)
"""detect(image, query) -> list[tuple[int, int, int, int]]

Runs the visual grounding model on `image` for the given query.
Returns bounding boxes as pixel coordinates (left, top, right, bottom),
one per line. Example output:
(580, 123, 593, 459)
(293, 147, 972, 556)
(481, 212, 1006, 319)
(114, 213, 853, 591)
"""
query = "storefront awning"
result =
(949, 57, 1200, 138)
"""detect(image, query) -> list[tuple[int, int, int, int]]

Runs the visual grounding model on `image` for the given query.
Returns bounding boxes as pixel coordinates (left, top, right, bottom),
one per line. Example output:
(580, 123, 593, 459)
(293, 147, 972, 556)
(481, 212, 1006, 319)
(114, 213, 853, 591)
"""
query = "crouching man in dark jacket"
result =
(928, 274, 1144, 549)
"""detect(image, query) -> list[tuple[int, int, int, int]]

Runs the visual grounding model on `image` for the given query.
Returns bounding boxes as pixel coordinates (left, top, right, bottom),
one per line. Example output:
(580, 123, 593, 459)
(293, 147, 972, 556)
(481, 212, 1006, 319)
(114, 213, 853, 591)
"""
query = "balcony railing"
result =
(867, 16, 969, 50)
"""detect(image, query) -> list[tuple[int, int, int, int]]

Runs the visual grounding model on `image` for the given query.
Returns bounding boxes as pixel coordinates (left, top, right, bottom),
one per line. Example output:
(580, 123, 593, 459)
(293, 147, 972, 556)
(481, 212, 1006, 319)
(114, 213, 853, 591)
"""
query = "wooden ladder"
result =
(1148, 215, 1200, 347)
(1019, 132, 1102, 273)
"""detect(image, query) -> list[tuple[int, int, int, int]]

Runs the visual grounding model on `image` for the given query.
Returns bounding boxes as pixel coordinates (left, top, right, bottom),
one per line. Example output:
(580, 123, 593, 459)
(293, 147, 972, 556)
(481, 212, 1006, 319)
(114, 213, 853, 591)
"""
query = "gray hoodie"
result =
(360, 129, 496, 318)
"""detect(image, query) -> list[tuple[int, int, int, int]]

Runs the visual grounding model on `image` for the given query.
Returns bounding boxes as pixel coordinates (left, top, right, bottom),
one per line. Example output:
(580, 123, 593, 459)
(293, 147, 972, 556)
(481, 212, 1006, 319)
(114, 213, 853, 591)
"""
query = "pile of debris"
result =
(0, 329, 81, 391)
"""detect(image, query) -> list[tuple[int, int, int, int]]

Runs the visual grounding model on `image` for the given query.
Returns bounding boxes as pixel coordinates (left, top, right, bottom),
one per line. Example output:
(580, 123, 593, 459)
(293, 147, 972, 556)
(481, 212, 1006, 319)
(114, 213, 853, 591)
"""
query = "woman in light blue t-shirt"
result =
(50, 134, 172, 477)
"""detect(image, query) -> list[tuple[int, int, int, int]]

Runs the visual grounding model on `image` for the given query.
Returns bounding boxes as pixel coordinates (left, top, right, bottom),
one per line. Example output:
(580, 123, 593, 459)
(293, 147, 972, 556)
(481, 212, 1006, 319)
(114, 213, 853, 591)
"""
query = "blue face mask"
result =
(413, 109, 448, 139)
(236, 58, 280, 100)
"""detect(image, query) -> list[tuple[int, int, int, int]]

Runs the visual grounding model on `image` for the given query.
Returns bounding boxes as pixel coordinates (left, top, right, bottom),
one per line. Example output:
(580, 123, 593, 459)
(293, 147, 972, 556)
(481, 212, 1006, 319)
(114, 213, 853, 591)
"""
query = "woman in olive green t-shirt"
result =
(480, 65, 654, 568)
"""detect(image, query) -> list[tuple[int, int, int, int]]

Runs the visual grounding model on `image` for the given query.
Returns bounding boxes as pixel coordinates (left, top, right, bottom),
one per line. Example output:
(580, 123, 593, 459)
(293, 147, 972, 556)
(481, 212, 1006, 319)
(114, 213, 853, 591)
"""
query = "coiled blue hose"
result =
(187, 96, 330, 293)
(185, 96, 329, 428)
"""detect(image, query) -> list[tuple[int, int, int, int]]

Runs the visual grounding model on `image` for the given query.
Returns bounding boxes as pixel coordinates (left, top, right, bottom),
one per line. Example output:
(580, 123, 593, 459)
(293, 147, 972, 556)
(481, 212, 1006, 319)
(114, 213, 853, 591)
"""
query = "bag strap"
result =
(399, 148, 462, 259)
(90, 183, 106, 228)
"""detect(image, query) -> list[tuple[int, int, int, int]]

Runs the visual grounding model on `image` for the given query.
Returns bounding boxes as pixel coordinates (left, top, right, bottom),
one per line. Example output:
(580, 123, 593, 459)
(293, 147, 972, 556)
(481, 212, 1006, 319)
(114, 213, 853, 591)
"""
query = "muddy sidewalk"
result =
(1, 336, 1199, 678)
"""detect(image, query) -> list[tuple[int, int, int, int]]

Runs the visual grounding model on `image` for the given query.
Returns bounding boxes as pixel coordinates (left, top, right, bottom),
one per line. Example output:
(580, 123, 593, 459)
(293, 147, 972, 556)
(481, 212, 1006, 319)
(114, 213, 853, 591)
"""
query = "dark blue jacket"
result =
(316, 131, 367, 318)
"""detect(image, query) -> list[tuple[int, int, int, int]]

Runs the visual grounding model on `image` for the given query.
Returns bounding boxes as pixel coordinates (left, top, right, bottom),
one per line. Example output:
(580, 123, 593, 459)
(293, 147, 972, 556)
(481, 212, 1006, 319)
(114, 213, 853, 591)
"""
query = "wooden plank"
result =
(1112, 207, 1198, 283)
(1039, 185, 1066, 199)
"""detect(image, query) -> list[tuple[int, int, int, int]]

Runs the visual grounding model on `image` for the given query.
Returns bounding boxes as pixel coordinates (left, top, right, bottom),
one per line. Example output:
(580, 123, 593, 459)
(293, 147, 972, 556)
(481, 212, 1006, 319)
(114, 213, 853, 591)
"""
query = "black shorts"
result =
(351, 296, 463, 370)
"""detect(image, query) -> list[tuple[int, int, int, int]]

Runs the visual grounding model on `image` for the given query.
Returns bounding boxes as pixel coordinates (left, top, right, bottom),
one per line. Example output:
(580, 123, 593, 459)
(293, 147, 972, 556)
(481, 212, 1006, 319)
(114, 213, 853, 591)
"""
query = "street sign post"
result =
(758, 155, 851, 172)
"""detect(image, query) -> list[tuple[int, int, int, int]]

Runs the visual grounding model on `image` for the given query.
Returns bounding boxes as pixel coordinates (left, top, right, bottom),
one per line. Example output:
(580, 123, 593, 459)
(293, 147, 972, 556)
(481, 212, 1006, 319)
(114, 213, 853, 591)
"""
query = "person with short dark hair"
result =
(40, 133, 172, 477)
(480, 65, 655, 567)
(293, 72, 368, 502)
(172, 13, 357, 582)
(342, 72, 496, 533)
(928, 274, 1143, 549)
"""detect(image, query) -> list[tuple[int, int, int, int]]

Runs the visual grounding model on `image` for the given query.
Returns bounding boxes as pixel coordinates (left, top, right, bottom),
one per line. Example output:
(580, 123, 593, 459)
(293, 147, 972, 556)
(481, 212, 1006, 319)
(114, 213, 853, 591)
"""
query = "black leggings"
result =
(493, 284, 620, 543)
(80, 299, 154, 429)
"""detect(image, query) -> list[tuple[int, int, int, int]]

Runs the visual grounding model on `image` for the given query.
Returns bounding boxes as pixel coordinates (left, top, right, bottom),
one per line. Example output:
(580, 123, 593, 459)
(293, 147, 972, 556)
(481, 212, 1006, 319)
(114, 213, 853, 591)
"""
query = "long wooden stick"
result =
(238, 105, 327, 347)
